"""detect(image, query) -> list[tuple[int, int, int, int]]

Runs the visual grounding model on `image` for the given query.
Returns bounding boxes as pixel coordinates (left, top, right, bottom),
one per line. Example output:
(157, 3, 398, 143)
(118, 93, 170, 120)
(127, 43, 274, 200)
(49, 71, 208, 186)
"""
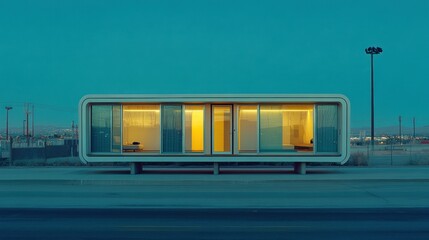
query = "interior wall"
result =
(122, 105, 160, 151)
(282, 111, 314, 145)
(238, 108, 257, 151)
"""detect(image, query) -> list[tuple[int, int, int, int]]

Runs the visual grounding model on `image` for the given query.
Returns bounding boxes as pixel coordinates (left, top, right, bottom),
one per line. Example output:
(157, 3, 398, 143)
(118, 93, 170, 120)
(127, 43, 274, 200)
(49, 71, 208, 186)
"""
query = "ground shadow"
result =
(88, 166, 343, 175)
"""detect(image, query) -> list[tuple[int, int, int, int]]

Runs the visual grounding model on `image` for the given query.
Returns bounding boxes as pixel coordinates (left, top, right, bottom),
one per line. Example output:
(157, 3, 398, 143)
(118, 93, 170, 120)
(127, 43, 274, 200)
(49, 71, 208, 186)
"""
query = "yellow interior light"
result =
(123, 109, 160, 113)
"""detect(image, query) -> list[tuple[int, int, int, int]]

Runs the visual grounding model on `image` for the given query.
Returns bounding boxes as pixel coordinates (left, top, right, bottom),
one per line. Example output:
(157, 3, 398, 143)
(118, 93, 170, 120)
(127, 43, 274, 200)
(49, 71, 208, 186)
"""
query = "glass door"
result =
(212, 105, 232, 154)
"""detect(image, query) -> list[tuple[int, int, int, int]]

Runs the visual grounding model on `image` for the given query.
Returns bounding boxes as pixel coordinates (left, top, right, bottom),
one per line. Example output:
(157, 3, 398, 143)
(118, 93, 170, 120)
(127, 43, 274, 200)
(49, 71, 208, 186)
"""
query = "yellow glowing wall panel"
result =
(191, 110, 204, 151)
(214, 116, 225, 152)
(305, 111, 314, 144)
(185, 106, 204, 152)
(213, 106, 231, 153)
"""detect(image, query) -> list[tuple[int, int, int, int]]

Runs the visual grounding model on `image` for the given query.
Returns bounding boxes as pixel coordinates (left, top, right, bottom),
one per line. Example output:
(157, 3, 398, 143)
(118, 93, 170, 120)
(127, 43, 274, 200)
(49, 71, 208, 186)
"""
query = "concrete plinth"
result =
(130, 162, 143, 175)
(213, 162, 219, 175)
(294, 162, 306, 175)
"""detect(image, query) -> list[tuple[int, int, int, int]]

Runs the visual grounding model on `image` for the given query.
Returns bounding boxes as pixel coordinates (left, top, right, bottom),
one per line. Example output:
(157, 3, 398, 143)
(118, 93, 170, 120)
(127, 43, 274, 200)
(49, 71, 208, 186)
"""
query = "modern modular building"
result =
(79, 94, 350, 174)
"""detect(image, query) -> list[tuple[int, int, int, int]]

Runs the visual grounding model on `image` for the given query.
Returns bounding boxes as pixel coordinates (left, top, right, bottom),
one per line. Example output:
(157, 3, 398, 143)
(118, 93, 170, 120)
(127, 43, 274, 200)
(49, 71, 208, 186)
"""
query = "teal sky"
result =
(1, 0, 428, 130)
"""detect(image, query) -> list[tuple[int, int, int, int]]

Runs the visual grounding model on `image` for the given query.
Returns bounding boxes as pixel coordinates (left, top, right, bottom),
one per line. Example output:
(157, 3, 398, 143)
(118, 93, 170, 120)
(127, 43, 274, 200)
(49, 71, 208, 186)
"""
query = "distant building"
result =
(79, 94, 350, 174)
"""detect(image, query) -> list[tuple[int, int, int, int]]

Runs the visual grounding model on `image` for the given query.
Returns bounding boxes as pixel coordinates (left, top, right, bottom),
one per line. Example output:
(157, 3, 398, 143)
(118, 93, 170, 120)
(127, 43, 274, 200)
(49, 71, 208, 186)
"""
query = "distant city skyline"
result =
(1, 0, 428, 129)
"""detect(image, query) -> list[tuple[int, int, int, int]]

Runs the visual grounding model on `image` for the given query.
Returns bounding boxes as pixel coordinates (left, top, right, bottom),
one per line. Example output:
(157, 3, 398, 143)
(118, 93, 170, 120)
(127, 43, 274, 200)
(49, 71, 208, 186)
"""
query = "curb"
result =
(1, 178, 429, 186)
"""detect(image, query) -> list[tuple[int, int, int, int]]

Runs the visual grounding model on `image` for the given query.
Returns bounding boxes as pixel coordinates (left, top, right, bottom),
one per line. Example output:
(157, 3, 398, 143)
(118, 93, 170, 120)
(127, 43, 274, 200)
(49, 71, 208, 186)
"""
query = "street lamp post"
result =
(365, 46, 383, 149)
(23, 120, 26, 136)
(5, 107, 13, 140)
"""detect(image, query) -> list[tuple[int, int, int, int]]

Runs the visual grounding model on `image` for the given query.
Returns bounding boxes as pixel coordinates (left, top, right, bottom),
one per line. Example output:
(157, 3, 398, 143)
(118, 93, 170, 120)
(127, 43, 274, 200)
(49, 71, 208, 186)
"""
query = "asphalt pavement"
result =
(1, 165, 428, 239)
(0, 165, 428, 209)
(1, 208, 428, 240)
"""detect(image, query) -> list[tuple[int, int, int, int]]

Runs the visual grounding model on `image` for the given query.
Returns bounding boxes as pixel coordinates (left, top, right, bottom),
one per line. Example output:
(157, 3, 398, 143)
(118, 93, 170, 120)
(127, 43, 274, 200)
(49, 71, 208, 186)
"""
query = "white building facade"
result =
(79, 94, 350, 174)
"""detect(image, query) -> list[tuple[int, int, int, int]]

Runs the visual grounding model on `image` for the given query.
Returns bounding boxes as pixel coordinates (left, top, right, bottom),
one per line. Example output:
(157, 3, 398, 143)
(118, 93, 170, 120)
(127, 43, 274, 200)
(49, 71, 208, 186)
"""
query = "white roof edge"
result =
(80, 93, 349, 101)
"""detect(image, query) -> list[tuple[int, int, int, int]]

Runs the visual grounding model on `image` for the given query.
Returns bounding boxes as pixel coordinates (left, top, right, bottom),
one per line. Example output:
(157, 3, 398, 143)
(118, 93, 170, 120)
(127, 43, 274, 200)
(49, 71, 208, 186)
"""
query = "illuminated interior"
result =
(260, 105, 314, 152)
(185, 105, 204, 152)
(213, 106, 231, 153)
(122, 105, 160, 152)
(238, 105, 257, 153)
(91, 103, 316, 155)
(282, 105, 314, 151)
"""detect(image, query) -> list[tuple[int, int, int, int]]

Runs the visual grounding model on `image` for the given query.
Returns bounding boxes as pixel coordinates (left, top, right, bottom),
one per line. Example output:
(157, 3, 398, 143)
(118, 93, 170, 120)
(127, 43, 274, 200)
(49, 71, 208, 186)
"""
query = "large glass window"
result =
(185, 105, 204, 153)
(162, 105, 183, 153)
(316, 104, 338, 153)
(238, 105, 257, 153)
(91, 105, 121, 153)
(122, 105, 160, 153)
(260, 105, 314, 152)
(91, 105, 112, 152)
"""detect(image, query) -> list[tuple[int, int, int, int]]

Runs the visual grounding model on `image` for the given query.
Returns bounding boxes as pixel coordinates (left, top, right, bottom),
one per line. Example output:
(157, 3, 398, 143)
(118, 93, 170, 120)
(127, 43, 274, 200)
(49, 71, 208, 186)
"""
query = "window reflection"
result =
(260, 105, 314, 152)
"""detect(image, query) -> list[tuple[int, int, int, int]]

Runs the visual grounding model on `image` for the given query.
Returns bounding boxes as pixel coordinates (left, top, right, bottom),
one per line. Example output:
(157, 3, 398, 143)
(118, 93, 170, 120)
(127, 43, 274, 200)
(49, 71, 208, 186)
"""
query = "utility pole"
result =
(23, 120, 26, 136)
(72, 121, 75, 138)
(71, 121, 75, 157)
(74, 121, 77, 139)
(23, 103, 34, 146)
(5, 107, 13, 140)
(399, 116, 402, 145)
(32, 104, 34, 139)
(25, 103, 30, 146)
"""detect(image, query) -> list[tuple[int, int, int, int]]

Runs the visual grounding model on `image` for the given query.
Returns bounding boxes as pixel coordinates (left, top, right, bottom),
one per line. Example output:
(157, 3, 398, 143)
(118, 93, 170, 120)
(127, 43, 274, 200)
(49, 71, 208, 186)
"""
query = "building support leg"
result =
(213, 162, 219, 175)
(130, 162, 142, 175)
(294, 162, 306, 175)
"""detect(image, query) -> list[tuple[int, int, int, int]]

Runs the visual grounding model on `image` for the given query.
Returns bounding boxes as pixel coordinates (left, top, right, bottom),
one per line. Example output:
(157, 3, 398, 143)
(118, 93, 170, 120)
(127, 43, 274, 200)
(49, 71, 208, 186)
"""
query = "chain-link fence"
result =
(350, 144, 429, 166)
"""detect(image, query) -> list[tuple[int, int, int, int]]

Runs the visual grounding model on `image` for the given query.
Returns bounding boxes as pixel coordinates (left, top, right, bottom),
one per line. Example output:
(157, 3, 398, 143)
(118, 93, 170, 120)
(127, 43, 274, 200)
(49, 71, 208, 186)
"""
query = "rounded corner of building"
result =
(78, 142, 90, 165)
(79, 95, 94, 109)
(340, 156, 351, 165)
(79, 95, 90, 104)
(78, 153, 89, 165)
(338, 94, 351, 107)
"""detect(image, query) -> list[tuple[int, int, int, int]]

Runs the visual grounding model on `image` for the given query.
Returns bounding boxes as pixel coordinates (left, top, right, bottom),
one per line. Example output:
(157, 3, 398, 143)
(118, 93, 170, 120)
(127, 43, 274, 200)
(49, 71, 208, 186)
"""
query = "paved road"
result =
(0, 167, 428, 239)
(1, 179, 429, 209)
(1, 208, 428, 240)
